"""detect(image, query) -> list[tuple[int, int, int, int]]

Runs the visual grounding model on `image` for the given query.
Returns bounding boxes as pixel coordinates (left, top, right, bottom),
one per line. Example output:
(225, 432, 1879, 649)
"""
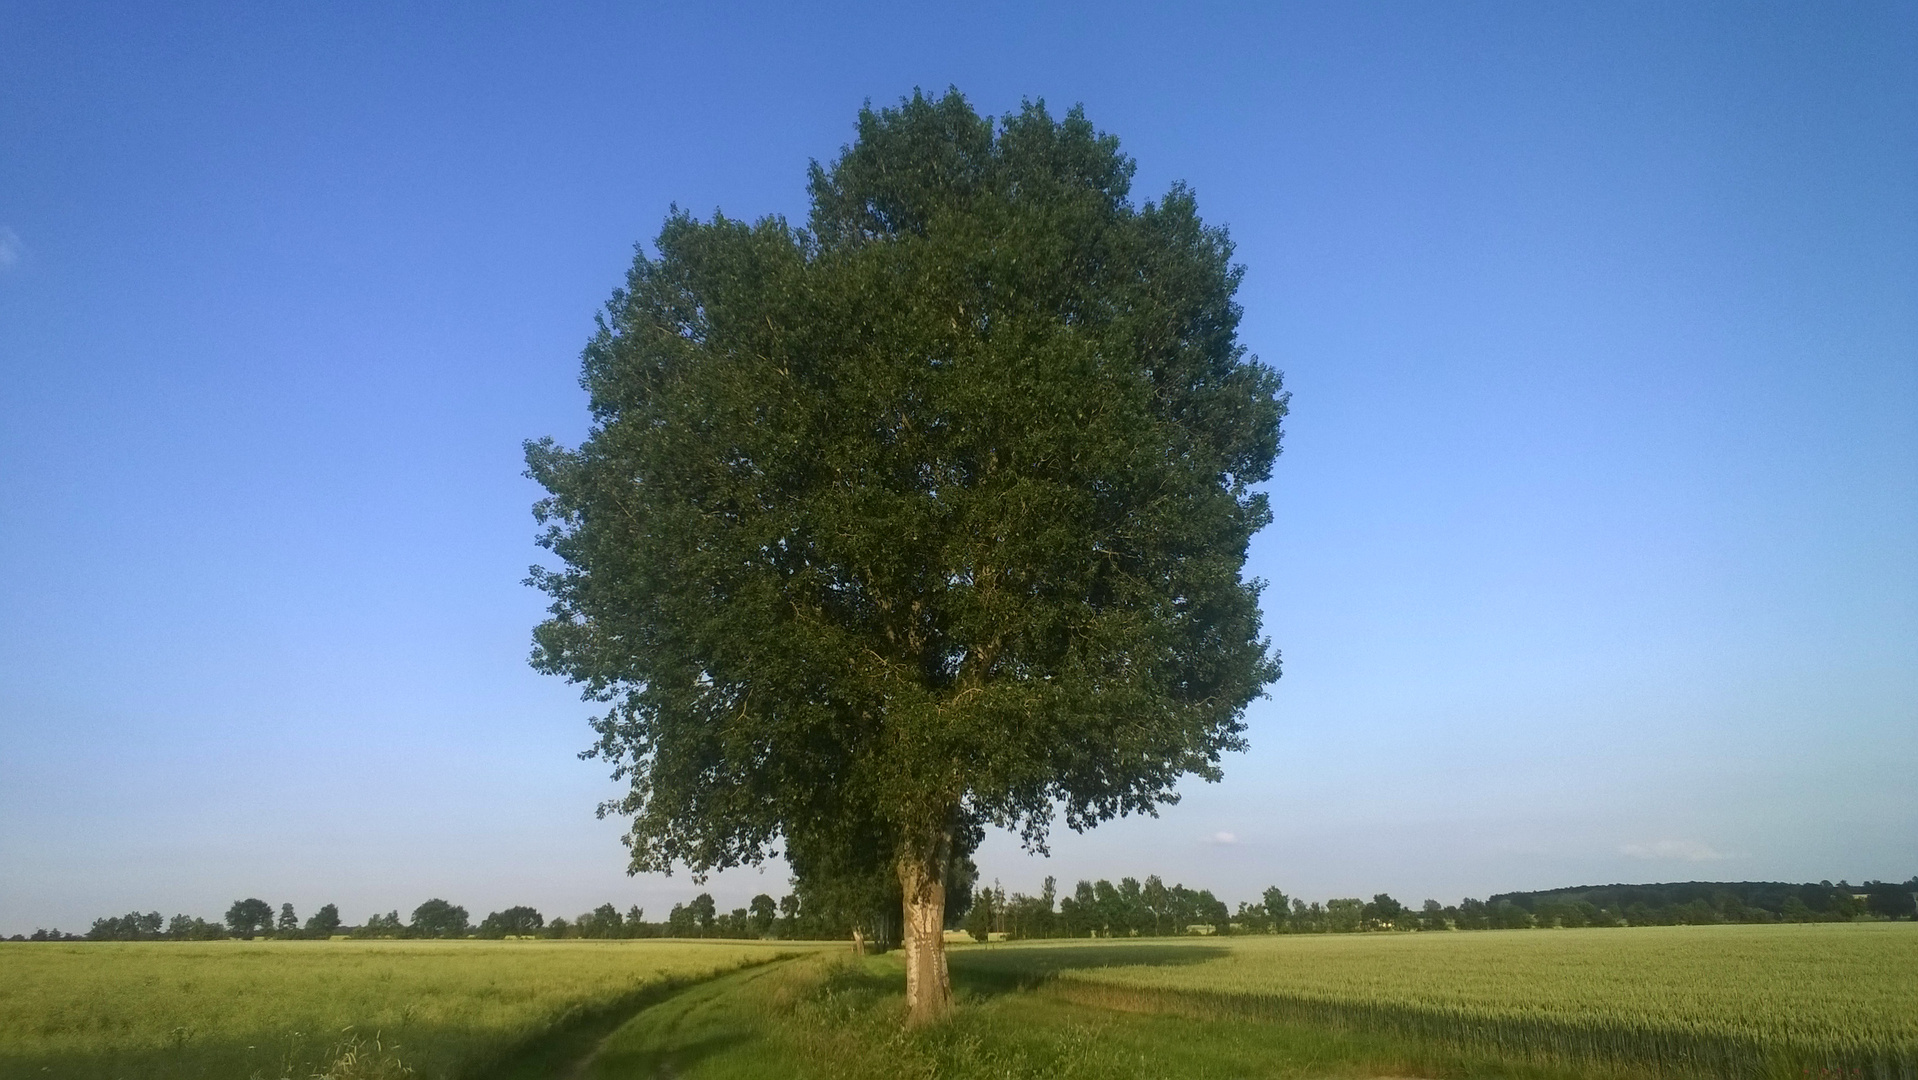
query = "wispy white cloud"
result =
(1207, 831, 1238, 845)
(0, 227, 21, 271)
(1620, 839, 1732, 862)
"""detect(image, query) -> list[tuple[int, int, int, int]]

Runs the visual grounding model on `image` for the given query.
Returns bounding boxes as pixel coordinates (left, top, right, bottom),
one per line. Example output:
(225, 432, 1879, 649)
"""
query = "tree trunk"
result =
(850, 926, 865, 956)
(898, 851, 951, 1025)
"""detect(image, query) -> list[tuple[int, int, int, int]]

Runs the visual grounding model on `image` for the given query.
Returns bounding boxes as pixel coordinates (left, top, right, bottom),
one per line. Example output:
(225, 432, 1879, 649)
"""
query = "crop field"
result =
(1002, 923, 1918, 1080)
(4, 924, 1910, 1080)
(0, 938, 810, 1080)
(595, 924, 1916, 1080)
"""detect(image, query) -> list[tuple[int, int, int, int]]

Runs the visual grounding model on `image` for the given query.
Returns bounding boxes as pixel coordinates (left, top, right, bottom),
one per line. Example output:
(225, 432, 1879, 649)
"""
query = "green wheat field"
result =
(3, 923, 1912, 1080)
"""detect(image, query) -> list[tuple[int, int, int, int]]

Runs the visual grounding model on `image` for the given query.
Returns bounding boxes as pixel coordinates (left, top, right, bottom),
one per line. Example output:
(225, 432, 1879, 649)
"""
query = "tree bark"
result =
(898, 850, 951, 1025)
(850, 926, 865, 956)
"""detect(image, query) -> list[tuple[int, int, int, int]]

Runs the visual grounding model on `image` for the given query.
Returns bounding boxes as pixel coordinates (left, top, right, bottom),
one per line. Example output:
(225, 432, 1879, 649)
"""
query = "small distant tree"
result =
(479, 905, 544, 938)
(1005, 877, 1059, 940)
(277, 903, 299, 935)
(1060, 880, 1096, 937)
(748, 894, 777, 938)
(1828, 889, 1865, 920)
(168, 914, 225, 940)
(1420, 899, 1446, 930)
(304, 903, 343, 938)
(409, 899, 470, 938)
(625, 905, 646, 937)
(1326, 898, 1363, 933)
(1195, 889, 1230, 934)
(1363, 893, 1406, 929)
(491, 905, 544, 939)
(577, 902, 622, 938)
(963, 885, 999, 942)
(1261, 887, 1290, 933)
(354, 910, 405, 938)
(689, 893, 717, 937)
(1491, 900, 1534, 929)
(226, 898, 274, 939)
(1143, 876, 1170, 936)
(666, 904, 692, 937)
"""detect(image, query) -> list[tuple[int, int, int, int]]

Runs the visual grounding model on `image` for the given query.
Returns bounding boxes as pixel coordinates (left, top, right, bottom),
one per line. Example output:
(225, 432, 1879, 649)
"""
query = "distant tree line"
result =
(11, 900, 350, 942)
(958, 875, 1918, 939)
(14, 877, 1911, 942)
(13, 887, 906, 944)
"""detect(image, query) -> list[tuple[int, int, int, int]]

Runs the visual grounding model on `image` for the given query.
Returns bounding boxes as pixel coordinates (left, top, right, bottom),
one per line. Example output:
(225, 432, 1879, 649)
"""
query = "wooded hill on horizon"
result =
(1489, 878, 1918, 920)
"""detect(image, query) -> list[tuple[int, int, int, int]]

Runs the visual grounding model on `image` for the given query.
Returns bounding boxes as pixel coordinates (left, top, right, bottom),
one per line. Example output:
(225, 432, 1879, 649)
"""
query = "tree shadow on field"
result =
(948, 941, 1228, 1000)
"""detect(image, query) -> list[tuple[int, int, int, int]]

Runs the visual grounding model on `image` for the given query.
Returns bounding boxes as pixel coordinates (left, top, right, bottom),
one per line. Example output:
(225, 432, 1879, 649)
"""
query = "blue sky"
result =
(1, 2, 1912, 933)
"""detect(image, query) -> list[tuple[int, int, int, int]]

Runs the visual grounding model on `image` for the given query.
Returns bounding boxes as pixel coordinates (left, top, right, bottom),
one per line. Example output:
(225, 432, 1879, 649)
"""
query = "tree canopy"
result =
(527, 88, 1285, 1022)
(409, 898, 470, 939)
(224, 898, 273, 939)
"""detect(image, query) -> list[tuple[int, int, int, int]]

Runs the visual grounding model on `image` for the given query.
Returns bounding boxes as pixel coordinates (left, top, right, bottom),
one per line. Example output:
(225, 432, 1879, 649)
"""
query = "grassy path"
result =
(574, 928, 1915, 1080)
(575, 950, 1574, 1080)
(475, 955, 798, 1080)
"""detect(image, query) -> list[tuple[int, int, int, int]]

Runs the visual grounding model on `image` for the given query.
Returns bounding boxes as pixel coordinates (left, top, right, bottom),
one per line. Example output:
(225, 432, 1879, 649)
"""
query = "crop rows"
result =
(0, 939, 804, 1080)
(1037, 923, 1917, 1080)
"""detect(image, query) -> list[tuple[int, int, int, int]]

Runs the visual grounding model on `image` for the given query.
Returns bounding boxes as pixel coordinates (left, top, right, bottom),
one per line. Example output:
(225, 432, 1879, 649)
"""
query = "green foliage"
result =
(1262, 886, 1290, 931)
(353, 911, 405, 939)
(408, 899, 470, 939)
(165, 914, 226, 940)
(963, 885, 999, 942)
(224, 898, 273, 939)
(574, 903, 621, 938)
(1490, 878, 1918, 922)
(1362, 893, 1407, 928)
(525, 90, 1285, 911)
(87, 911, 163, 941)
(1325, 899, 1363, 934)
(748, 894, 777, 937)
(305, 903, 344, 939)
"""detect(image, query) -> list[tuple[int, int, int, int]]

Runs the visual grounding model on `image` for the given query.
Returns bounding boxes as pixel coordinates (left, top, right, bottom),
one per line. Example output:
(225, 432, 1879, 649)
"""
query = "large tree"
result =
(527, 89, 1284, 1023)
(409, 898, 470, 939)
(225, 898, 273, 940)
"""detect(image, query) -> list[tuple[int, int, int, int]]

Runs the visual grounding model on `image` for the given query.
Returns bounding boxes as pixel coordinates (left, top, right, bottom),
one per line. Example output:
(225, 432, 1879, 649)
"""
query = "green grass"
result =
(0, 938, 812, 1080)
(584, 949, 1595, 1080)
(7, 924, 1910, 1080)
(585, 924, 1916, 1080)
(1030, 923, 1918, 1079)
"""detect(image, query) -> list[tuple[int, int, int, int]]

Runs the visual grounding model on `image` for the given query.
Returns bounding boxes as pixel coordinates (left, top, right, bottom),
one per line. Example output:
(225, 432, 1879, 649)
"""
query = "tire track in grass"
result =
(470, 955, 802, 1080)
(564, 959, 799, 1080)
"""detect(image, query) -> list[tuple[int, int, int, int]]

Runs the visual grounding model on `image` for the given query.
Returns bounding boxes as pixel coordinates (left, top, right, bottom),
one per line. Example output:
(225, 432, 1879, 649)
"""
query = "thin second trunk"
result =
(898, 853, 951, 1024)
